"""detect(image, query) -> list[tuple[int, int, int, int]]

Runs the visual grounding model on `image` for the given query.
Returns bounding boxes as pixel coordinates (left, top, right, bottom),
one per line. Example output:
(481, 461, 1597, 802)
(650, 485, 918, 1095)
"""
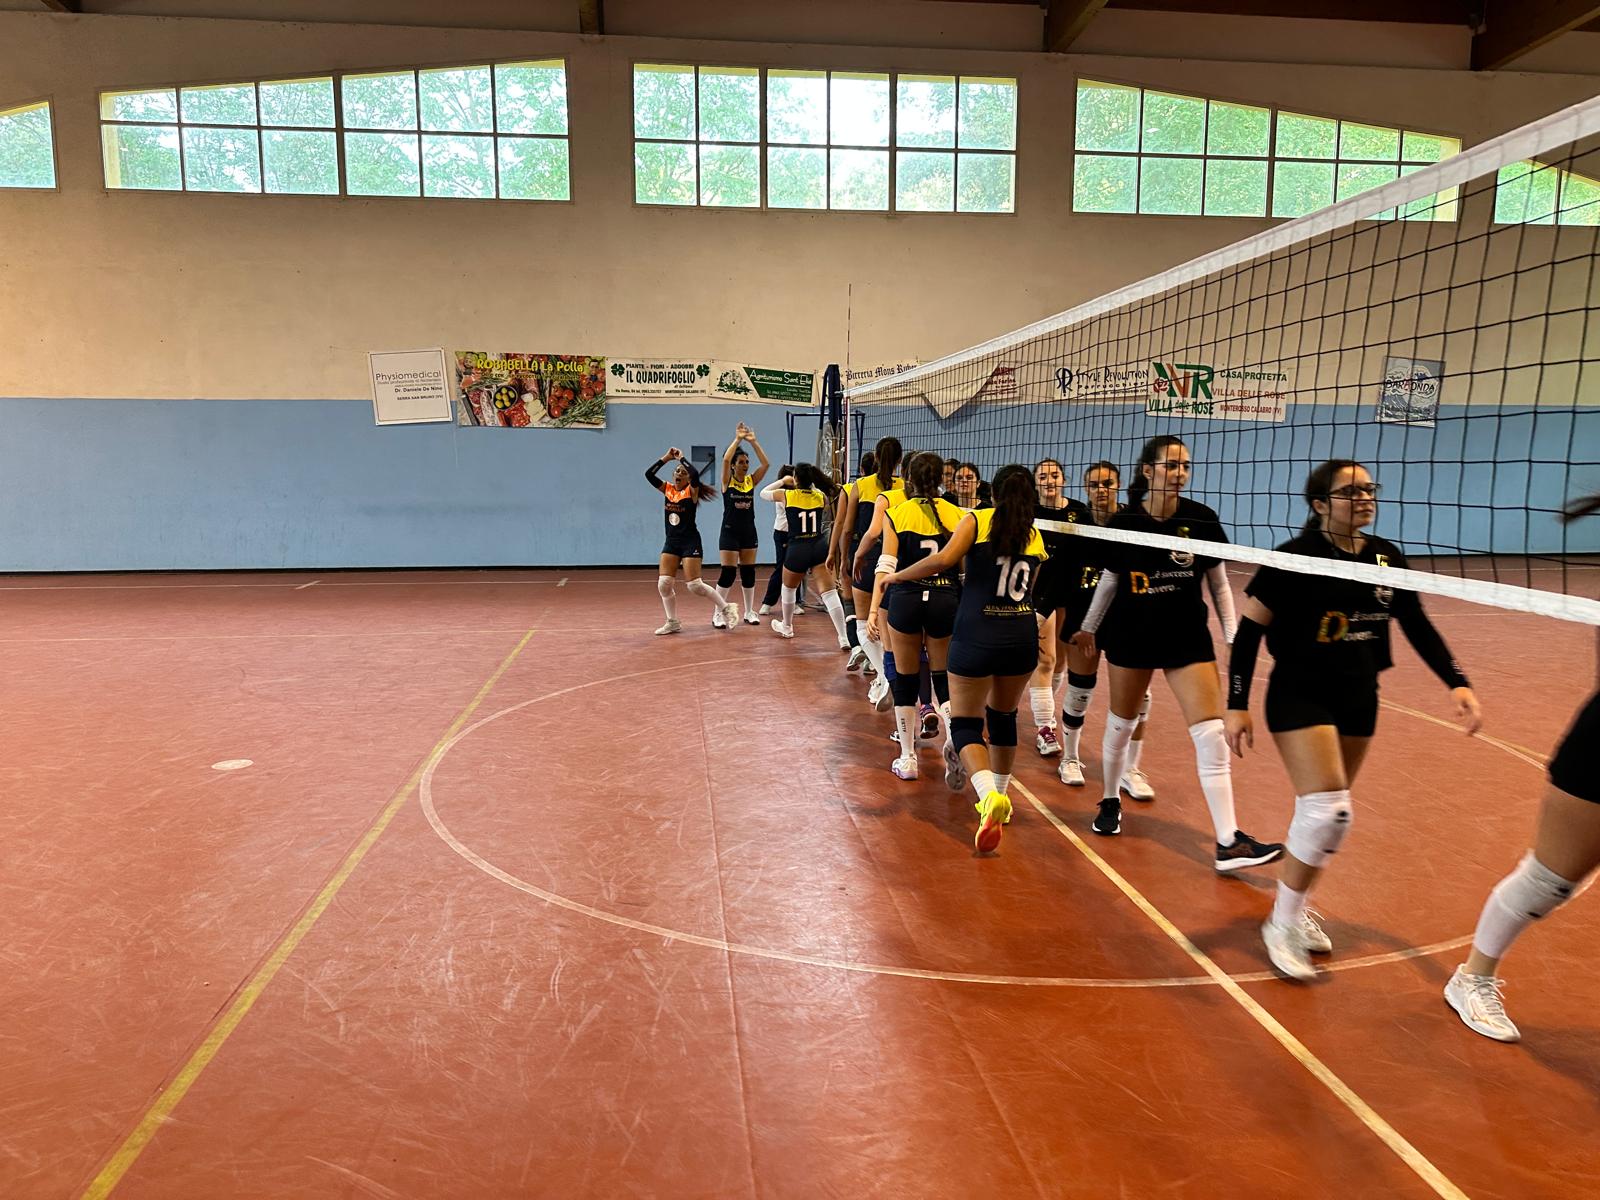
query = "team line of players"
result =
(645, 428, 1600, 1046)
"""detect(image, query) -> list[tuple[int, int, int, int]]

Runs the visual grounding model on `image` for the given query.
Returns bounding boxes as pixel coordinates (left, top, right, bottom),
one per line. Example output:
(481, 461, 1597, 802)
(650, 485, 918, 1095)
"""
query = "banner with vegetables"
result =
(453, 351, 607, 429)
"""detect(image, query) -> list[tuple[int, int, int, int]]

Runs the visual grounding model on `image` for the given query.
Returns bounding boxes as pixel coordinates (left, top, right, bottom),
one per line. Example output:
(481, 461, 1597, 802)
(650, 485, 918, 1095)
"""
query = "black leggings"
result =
(763, 530, 792, 607)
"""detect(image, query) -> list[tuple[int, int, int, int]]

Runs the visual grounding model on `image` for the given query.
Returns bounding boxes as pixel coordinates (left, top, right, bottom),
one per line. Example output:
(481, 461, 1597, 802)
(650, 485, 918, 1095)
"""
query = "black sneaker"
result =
(1214, 830, 1285, 873)
(1091, 797, 1121, 836)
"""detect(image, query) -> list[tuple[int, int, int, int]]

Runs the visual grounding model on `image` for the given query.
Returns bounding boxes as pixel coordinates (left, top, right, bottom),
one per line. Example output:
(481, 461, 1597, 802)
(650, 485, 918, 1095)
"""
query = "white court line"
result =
(295, 580, 320, 590)
(557, 577, 569, 587)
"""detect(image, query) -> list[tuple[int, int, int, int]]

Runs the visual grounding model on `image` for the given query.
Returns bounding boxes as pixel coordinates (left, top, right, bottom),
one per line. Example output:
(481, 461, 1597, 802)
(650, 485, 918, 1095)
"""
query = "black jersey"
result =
(1034, 498, 1093, 596)
(887, 496, 965, 591)
(1245, 531, 1466, 685)
(954, 508, 1048, 642)
(1098, 497, 1228, 634)
(785, 487, 828, 542)
(662, 483, 699, 537)
(722, 475, 758, 534)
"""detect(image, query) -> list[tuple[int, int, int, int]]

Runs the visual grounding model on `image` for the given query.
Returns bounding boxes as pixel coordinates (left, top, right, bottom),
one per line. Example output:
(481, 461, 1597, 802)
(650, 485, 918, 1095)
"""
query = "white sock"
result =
(862, 636, 885, 676)
(821, 588, 849, 640)
(780, 584, 797, 628)
(1272, 882, 1308, 927)
(939, 700, 952, 733)
(994, 772, 1012, 795)
(742, 584, 757, 614)
(1051, 671, 1065, 698)
(971, 769, 997, 804)
(1100, 713, 1137, 802)
(894, 706, 917, 760)
(657, 576, 676, 620)
(1189, 718, 1238, 845)
(715, 583, 731, 605)
(1472, 853, 1578, 959)
(1063, 679, 1095, 760)
(686, 577, 717, 600)
(1126, 739, 1144, 772)
(1029, 686, 1054, 729)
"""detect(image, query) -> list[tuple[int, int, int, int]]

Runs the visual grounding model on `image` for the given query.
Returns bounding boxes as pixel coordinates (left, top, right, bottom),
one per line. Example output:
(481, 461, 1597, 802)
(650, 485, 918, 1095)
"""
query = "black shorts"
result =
(948, 635, 1038, 679)
(784, 536, 829, 574)
(1549, 690, 1600, 804)
(662, 532, 703, 559)
(1264, 671, 1379, 738)
(1056, 591, 1094, 640)
(719, 525, 759, 553)
(1101, 622, 1215, 671)
(887, 586, 958, 640)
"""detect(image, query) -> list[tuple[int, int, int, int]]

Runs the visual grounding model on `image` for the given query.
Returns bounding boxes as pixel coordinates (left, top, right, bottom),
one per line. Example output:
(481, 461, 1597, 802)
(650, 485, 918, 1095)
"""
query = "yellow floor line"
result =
(79, 627, 538, 1200)
(1013, 780, 1468, 1200)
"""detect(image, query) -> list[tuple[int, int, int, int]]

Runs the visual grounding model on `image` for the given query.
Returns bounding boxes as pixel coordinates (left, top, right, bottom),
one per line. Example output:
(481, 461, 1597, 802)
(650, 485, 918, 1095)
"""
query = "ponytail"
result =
(1564, 493, 1600, 524)
(987, 464, 1036, 558)
(873, 437, 903, 490)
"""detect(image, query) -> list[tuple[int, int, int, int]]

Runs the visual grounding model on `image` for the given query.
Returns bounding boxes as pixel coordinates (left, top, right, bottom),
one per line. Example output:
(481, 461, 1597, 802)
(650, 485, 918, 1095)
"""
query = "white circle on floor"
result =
(212, 759, 253, 771)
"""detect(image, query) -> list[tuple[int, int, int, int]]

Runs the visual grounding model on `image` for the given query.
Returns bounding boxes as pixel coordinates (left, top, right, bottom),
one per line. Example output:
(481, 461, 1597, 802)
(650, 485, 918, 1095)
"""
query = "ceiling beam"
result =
(38, 1, 82, 11)
(1107, 0, 1470, 22)
(1473, 0, 1600, 68)
(578, 0, 603, 35)
(1044, 0, 1113, 51)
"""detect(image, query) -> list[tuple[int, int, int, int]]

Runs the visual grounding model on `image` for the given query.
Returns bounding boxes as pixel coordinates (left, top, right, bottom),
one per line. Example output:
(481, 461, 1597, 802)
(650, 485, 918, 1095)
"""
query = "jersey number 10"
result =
(994, 555, 1032, 601)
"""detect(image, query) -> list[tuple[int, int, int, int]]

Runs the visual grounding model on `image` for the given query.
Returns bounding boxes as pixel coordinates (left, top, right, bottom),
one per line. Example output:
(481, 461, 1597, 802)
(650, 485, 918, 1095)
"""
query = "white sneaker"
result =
(942, 739, 967, 792)
(654, 618, 682, 636)
(795, 603, 808, 615)
(1121, 768, 1155, 802)
(1261, 918, 1317, 982)
(1300, 908, 1333, 954)
(759, 603, 771, 616)
(838, 636, 851, 651)
(867, 676, 892, 713)
(744, 611, 761, 625)
(891, 755, 919, 780)
(770, 619, 795, 639)
(1445, 967, 1521, 1042)
(711, 607, 727, 629)
(1036, 725, 1062, 757)
(1058, 757, 1085, 787)
(846, 646, 869, 673)
(722, 601, 740, 628)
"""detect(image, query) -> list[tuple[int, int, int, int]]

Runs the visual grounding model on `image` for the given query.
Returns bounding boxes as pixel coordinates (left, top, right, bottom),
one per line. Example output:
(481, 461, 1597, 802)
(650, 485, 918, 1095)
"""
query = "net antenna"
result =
(847, 96, 1600, 624)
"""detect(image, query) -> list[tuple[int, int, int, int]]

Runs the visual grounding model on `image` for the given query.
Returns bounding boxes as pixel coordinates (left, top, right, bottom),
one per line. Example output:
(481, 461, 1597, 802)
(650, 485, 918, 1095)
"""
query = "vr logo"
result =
(1152, 362, 1215, 400)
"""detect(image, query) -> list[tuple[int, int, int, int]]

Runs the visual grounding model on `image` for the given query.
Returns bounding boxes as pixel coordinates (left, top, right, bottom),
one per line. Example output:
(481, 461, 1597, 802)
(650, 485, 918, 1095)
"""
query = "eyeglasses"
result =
(1328, 483, 1381, 499)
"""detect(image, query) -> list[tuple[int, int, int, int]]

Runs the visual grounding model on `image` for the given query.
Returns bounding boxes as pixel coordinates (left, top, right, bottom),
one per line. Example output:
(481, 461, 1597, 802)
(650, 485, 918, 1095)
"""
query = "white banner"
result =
(1145, 360, 1292, 422)
(369, 348, 453, 425)
(1054, 362, 1154, 400)
(975, 364, 1019, 402)
(846, 361, 920, 390)
(607, 359, 713, 397)
(1376, 356, 1443, 427)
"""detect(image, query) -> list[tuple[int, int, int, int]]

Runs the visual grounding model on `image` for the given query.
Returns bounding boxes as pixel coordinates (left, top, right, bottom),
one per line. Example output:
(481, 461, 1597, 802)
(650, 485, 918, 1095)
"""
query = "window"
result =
(99, 60, 568, 200)
(0, 99, 56, 189)
(634, 63, 1016, 213)
(1073, 79, 1458, 222)
(1494, 160, 1600, 226)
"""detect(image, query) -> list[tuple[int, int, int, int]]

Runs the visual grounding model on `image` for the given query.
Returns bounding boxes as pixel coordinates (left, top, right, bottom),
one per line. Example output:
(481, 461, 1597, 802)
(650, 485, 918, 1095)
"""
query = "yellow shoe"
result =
(974, 791, 1011, 854)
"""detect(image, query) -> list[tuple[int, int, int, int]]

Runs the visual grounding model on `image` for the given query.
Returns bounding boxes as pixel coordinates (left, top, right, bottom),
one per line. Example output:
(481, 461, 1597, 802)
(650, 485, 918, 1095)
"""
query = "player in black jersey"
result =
(1226, 459, 1481, 980)
(883, 464, 1046, 854)
(1071, 435, 1282, 871)
(1028, 459, 1091, 759)
(864, 452, 966, 781)
(950, 463, 988, 511)
(712, 423, 770, 629)
(831, 437, 903, 681)
(644, 448, 721, 635)
(1447, 494, 1600, 1040)
(759, 464, 851, 643)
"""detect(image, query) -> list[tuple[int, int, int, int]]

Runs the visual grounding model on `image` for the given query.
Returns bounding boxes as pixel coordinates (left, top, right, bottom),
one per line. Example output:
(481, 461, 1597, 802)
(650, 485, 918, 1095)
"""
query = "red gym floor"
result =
(4, 566, 1598, 1199)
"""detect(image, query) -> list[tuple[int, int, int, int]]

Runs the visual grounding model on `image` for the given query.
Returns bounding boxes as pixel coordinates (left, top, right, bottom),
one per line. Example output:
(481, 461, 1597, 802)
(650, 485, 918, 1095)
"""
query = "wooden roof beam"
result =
(39, 1, 82, 11)
(578, 0, 603, 35)
(1472, 0, 1600, 69)
(1045, 0, 1112, 51)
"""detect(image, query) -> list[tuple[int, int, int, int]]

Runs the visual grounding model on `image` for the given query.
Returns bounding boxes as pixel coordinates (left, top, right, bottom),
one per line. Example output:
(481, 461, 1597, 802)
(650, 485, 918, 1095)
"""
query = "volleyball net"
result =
(846, 96, 1600, 624)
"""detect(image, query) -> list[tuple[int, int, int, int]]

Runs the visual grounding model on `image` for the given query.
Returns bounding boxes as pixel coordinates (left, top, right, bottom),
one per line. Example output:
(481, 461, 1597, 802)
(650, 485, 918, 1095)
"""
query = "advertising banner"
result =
(453, 351, 607, 429)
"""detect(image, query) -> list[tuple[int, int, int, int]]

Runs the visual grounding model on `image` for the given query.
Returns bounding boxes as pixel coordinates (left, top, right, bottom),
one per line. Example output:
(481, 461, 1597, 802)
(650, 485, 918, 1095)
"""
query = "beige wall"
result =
(0, 6, 1597, 401)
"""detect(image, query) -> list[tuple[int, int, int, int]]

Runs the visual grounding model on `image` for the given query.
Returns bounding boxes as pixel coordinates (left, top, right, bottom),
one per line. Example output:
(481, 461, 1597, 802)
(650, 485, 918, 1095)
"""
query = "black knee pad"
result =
(985, 706, 1019, 747)
(739, 563, 756, 588)
(930, 670, 949, 706)
(950, 716, 985, 755)
(1067, 671, 1098, 689)
(891, 672, 921, 707)
(718, 565, 737, 588)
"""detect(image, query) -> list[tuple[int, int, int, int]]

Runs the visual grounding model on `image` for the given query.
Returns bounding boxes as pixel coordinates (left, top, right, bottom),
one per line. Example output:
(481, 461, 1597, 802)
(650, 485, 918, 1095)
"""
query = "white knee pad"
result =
(781, 584, 798, 605)
(657, 575, 675, 598)
(1103, 711, 1138, 750)
(1285, 789, 1353, 868)
(1138, 690, 1153, 722)
(1187, 718, 1228, 777)
(1492, 852, 1577, 922)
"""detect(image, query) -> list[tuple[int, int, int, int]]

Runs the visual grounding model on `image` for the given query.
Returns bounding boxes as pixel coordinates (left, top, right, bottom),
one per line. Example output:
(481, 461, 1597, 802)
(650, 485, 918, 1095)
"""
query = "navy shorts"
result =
(948, 636, 1038, 679)
(663, 533, 704, 560)
(784, 536, 829, 574)
(887, 586, 958, 640)
(719, 526, 759, 553)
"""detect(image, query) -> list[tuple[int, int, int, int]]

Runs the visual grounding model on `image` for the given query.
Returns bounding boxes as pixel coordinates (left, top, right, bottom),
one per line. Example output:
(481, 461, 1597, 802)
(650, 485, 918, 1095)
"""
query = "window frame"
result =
(95, 56, 573, 203)
(1071, 73, 1459, 223)
(630, 58, 1018, 216)
(0, 93, 61, 192)
(1490, 158, 1600, 228)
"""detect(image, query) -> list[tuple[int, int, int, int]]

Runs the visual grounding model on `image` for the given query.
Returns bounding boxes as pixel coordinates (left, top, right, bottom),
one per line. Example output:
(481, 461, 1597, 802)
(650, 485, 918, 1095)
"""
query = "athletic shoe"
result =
(974, 792, 1011, 853)
(891, 755, 919, 781)
(744, 611, 761, 625)
(1301, 908, 1333, 954)
(846, 647, 869, 673)
(838, 636, 851, 651)
(867, 676, 892, 713)
(942, 740, 967, 792)
(770, 619, 795, 639)
(1058, 758, 1085, 787)
(654, 618, 682, 636)
(919, 704, 940, 740)
(795, 603, 808, 615)
(1036, 725, 1061, 757)
(1091, 797, 1121, 836)
(1261, 918, 1318, 982)
(1444, 967, 1521, 1043)
(1214, 830, 1285, 874)
(722, 601, 741, 628)
(758, 604, 771, 616)
(711, 607, 727, 629)
(1121, 768, 1155, 802)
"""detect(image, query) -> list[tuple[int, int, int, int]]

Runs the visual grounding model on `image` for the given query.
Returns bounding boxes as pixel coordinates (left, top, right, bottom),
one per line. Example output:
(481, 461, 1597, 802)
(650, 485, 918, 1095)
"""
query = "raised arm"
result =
(759, 476, 792, 502)
(747, 431, 770, 486)
(721, 431, 741, 488)
(645, 447, 679, 491)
